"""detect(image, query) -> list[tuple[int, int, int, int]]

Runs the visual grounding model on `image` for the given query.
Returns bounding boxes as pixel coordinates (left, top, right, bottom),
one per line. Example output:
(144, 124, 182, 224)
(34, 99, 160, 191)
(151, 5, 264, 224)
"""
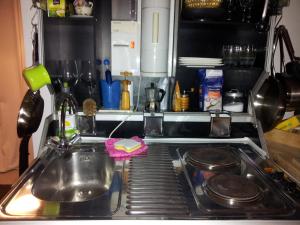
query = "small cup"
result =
(23, 64, 51, 91)
(74, 1, 93, 16)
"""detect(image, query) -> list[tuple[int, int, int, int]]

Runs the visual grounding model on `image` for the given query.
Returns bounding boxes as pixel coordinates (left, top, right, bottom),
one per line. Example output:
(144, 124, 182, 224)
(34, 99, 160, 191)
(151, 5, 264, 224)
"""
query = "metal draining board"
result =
(126, 147, 189, 216)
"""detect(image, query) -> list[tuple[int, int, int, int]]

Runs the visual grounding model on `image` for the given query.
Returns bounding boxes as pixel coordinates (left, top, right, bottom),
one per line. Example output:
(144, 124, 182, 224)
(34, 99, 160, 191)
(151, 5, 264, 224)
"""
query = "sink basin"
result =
(32, 146, 115, 202)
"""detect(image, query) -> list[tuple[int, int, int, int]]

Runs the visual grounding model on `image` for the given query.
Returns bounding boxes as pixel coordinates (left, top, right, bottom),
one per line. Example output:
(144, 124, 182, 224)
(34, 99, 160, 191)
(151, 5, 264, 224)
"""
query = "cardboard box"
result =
(265, 129, 300, 183)
(47, 0, 66, 17)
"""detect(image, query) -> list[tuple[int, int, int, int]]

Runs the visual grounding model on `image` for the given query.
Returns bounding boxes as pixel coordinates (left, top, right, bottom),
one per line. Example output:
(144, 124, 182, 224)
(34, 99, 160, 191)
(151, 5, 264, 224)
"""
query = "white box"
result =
(111, 21, 140, 76)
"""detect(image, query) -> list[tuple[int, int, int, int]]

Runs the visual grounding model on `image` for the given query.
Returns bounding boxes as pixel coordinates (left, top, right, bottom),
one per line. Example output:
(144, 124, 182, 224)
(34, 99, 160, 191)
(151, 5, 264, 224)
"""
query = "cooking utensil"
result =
(17, 90, 44, 175)
(254, 76, 286, 132)
(32, 24, 39, 65)
(254, 25, 300, 131)
(145, 83, 166, 112)
(256, 0, 269, 32)
(277, 25, 300, 81)
(104, 60, 113, 85)
(23, 64, 51, 92)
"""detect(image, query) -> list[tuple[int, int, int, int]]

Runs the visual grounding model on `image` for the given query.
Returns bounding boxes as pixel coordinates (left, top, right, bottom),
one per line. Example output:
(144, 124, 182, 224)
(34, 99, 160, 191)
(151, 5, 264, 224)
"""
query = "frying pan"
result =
(254, 75, 286, 132)
(17, 90, 44, 175)
(254, 25, 300, 132)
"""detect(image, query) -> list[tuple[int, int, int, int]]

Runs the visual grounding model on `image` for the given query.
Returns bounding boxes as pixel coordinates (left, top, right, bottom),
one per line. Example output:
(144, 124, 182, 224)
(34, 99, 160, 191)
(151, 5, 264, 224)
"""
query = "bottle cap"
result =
(103, 58, 110, 65)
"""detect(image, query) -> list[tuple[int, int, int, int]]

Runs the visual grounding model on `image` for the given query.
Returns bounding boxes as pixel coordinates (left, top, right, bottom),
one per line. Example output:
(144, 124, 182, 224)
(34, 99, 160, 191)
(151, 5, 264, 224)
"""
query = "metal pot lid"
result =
(253, 76, 286, 132)
(225, 89, 243, 98)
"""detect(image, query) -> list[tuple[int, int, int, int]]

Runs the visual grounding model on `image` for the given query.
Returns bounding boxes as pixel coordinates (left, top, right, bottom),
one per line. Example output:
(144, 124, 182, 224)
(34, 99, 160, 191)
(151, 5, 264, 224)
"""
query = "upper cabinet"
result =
(174, 0, 270, 96)
(43, 1, 103, 106)
(41, 0, 280, 112)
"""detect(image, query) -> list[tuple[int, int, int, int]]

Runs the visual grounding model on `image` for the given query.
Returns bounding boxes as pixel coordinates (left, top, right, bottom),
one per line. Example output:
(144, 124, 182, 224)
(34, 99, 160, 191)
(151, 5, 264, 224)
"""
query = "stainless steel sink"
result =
(32, 146, 115, 202)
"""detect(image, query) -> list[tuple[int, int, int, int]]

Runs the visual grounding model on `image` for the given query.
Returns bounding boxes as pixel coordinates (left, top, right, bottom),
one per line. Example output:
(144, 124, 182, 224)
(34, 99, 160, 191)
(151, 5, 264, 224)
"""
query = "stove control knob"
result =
(271, 171, 284, 181)
(284, 181, 297, 194)
(293, 189, 300, 199)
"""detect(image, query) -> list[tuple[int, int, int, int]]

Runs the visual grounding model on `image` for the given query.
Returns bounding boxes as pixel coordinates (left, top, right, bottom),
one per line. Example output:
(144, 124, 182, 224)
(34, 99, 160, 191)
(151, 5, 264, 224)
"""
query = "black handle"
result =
(281, 26, 296, 62)
(19, 136, 31, 176)
(158, 89, 166, 103)
(279, 31, 285, 73)
(273, 25, 299, 75)
(32, 26, 39, 65)
(256, 0, 270, 32)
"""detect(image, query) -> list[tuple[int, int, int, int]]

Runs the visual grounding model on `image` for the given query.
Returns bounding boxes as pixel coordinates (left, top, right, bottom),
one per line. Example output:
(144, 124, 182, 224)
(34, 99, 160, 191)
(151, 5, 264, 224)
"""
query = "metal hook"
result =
(31, 24, 38, 41)
(30, 2, 40, 65)
(31, 7, 39, 27)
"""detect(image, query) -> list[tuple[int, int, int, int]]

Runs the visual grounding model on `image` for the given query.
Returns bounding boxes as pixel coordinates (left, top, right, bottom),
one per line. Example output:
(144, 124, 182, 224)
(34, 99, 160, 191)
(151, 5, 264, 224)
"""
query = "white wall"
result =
(274, 0, 300, 71)
(20, 0, 52, 157)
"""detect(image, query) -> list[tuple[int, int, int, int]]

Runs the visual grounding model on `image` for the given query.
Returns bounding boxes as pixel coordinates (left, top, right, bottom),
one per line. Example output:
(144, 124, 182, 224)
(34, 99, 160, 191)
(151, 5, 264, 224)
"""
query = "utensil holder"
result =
(100, 80, 121, 109)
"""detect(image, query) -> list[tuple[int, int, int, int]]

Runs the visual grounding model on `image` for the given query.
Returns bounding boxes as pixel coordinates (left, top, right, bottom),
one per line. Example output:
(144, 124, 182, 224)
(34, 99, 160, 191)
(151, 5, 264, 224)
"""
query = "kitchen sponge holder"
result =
(209, 111, 231, 138)
(143, 112, 164, 137)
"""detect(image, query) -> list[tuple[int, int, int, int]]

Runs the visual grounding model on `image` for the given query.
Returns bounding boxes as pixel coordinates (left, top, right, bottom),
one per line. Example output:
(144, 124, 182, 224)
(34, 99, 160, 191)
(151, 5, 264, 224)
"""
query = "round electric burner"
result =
(186, 147, 240, 171)
(204, 174, 263, 208)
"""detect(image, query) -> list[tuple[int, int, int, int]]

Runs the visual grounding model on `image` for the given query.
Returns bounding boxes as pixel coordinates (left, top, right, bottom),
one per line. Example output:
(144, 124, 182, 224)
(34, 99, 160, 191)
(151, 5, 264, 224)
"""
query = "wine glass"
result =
(225, 0, 236, 21)
(239, 0, 254, 23)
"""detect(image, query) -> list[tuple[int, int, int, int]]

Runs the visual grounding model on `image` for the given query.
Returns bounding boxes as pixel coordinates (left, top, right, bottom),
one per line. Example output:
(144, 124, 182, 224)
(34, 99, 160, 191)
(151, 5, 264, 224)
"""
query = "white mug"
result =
(75, 1, 93, 16)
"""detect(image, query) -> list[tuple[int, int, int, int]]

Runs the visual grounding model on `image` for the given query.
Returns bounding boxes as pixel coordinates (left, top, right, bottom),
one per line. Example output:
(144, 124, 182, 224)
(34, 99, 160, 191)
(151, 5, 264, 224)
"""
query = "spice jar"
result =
(223, 89, 244, 112)
(181, 91, 190, 112)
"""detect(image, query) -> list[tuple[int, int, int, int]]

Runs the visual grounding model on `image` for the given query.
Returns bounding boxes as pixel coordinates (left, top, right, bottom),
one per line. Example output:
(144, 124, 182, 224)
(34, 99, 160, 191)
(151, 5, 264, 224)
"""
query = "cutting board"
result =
(264, 129, 300, 182)
(272, 152, 300, 182)
(264, 129, 300, 150)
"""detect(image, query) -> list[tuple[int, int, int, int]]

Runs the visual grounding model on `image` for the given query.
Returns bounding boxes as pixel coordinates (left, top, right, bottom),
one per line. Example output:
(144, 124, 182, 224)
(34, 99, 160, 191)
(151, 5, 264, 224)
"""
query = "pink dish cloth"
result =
(105, 136, 148, 160)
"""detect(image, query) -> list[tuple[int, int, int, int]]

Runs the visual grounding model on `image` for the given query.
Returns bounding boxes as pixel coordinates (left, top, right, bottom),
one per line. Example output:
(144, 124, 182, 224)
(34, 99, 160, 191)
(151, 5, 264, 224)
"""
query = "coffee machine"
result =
(144, 83, 166, 112)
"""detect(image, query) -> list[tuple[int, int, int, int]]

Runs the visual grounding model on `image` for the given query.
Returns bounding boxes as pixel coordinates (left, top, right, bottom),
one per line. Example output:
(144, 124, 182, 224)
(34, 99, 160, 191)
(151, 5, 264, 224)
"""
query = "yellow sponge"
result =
(276, 115, 300, 131)
(114, 139, 142, 153)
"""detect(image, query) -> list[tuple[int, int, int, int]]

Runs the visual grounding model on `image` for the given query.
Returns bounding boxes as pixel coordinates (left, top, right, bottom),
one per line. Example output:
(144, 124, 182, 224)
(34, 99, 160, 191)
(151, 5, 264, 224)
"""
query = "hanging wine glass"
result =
(81, 60, 96, 97)
(63, 60, 72, 83)
(245, 0, 254, 23)
(239, 0, 254, 23)
(225, 0, 236, 21)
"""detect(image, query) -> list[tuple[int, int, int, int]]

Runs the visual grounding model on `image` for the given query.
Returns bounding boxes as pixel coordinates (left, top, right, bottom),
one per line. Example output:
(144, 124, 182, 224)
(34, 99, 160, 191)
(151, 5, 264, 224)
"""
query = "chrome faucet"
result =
(59, 95, 78, 148)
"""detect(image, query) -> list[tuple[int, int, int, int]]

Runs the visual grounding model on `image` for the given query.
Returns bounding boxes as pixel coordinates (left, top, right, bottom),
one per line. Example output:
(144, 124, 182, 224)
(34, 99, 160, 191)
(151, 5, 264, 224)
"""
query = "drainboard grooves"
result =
(128, 178, 178, 183)
(126, 148, 189, 216)
(127, 194, 186, 200)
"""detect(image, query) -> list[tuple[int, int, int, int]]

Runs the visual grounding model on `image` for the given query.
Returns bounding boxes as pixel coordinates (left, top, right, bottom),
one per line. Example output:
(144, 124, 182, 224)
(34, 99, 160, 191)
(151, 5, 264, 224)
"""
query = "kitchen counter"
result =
(0, 111, 299, 223)
(0, 137, 300, 223)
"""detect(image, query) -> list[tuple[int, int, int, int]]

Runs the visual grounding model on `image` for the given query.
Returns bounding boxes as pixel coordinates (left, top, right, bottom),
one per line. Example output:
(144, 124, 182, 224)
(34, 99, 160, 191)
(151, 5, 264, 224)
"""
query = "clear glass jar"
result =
(223, 89, 244, 112)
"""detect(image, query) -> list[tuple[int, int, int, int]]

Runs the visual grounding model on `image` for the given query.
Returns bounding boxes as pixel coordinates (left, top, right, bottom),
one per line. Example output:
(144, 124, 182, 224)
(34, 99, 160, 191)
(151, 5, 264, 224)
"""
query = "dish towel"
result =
(105, 136, 148, 160)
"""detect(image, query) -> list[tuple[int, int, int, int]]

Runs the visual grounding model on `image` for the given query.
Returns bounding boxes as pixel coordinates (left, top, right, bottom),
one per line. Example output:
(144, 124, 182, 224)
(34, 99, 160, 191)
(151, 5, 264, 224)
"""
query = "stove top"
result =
(185, 146, 240, 172)
(1, 141, 299, 221)
(178, 144, 296, 218)
(204, 174, 263, 208)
